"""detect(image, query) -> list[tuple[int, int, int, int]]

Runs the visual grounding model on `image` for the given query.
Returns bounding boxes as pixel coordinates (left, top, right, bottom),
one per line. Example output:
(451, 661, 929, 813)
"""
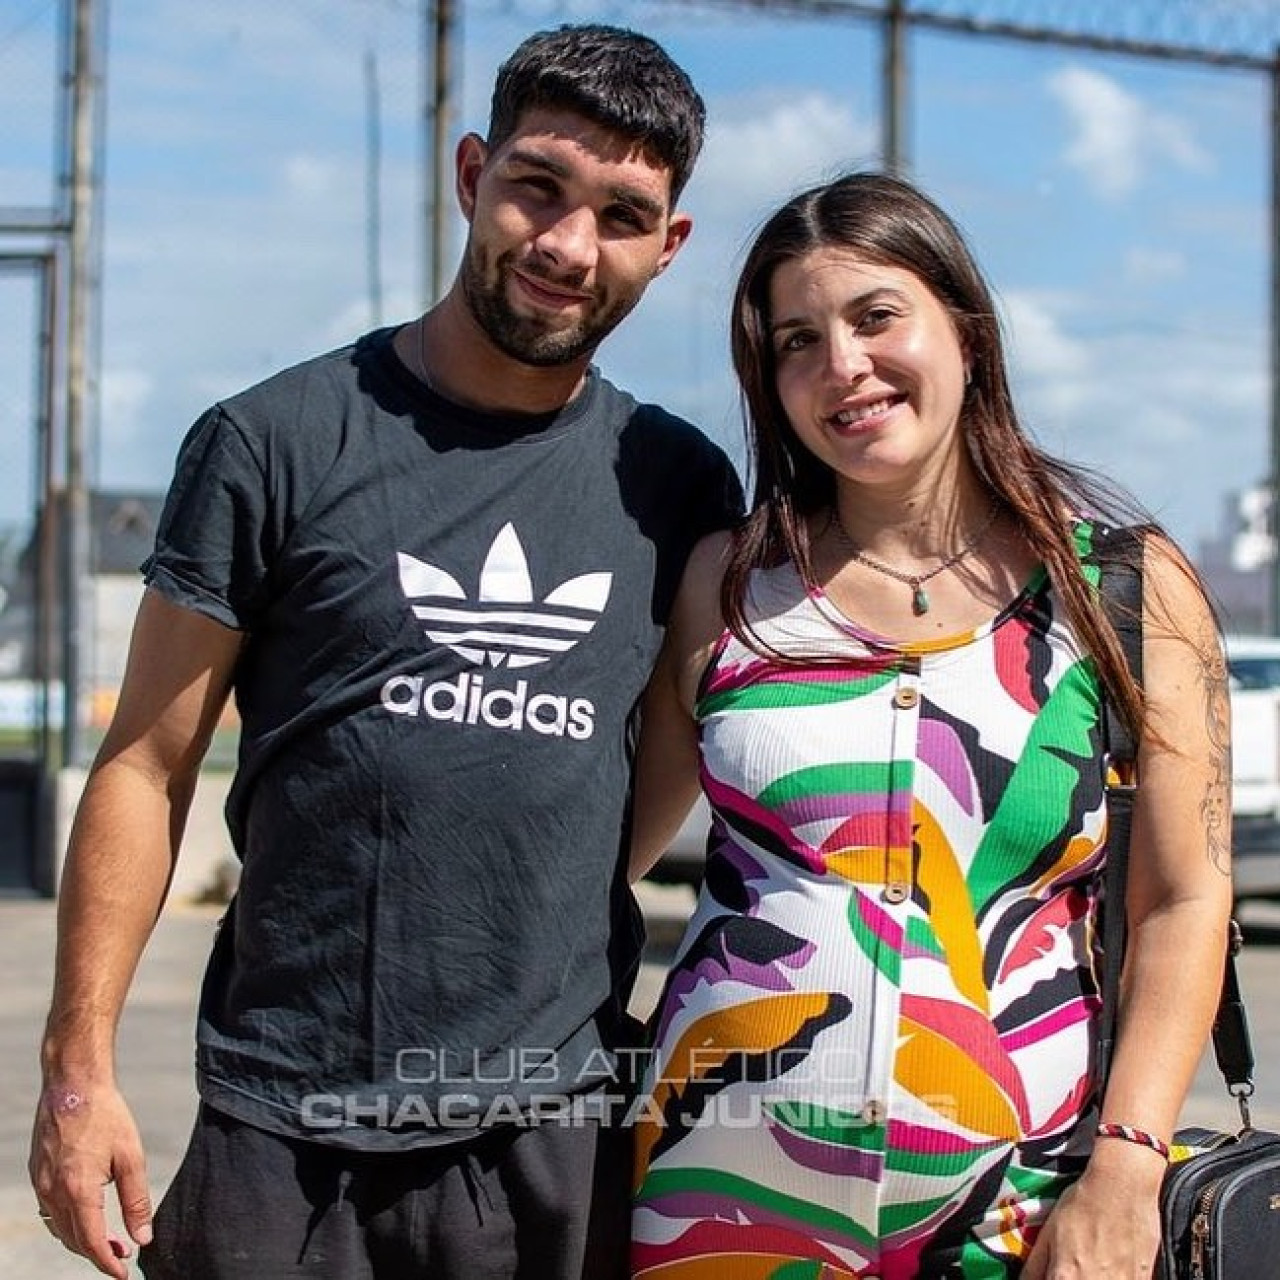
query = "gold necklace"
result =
(832, 501, 1001, 616)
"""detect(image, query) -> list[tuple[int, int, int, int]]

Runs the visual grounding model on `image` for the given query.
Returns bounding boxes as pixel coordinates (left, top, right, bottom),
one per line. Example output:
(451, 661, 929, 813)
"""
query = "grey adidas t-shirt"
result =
(144, 327, 743, 1149)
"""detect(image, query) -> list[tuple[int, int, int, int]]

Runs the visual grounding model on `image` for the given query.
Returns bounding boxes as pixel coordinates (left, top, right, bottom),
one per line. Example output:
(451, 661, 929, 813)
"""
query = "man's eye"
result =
(606, 206, 646, 231)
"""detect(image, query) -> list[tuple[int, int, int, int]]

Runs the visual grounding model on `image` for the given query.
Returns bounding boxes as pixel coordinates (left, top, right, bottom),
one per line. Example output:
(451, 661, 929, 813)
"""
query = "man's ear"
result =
(455, 132, 488, 223)
(653, 211, 694, 277)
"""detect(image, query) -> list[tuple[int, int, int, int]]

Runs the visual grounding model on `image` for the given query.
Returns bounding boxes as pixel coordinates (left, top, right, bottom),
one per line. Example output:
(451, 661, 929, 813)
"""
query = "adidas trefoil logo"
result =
(397, 523, 612, 670)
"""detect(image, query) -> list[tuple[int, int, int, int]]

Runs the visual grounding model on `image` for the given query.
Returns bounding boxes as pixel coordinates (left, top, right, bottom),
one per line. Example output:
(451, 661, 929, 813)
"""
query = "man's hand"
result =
(29, 1082, 153, 1279)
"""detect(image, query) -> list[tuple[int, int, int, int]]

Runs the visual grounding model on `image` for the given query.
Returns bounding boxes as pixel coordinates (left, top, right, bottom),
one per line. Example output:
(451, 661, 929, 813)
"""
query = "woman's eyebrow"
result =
(770, 286, 909, 334)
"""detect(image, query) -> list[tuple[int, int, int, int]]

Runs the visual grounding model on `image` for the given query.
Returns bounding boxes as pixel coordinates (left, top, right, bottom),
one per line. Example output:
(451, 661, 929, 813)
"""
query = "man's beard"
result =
(460, 243, 641, 368)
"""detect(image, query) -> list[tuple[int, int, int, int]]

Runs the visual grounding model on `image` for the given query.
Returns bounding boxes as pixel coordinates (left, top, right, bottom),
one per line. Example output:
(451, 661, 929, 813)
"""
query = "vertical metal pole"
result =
(1270, 53, 1280, 635)
(35, 254, 59, 775)
(427, 0, 437, 307)
(882, 0, 908, 175)
(35, 251, 60, 892)
(63, 0, 103, 768)
(364, 47, 383, 326)
(426, 0, 456, 306)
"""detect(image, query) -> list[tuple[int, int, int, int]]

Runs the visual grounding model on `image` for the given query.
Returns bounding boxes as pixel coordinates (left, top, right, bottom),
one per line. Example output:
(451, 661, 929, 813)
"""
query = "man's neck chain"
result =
(415, 318, 436, 392)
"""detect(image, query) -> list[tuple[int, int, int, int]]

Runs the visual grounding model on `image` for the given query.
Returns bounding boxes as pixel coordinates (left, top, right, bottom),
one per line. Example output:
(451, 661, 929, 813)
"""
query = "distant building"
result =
(0, 491, 241, 898)
(0, 489, 164, 727)
(1197, 484, 1274, 636)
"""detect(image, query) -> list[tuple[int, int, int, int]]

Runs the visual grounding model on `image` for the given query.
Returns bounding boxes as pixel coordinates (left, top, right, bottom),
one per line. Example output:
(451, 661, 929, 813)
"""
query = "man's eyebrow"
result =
(503, 147, 570, 179)
(603, 184, 664, 220)
(502, 147, 665, 220)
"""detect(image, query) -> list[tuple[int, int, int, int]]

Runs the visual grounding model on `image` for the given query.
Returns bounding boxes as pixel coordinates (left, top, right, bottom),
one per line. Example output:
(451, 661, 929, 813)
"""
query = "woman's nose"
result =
(827, 332, 872, 383)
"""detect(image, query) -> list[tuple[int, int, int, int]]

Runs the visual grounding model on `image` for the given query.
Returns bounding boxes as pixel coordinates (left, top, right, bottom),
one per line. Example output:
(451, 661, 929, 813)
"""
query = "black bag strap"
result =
(1212, 922, 1254, 1098)
(1096, 525, 1257, 1128)
(1096, 526, 1142, 1088)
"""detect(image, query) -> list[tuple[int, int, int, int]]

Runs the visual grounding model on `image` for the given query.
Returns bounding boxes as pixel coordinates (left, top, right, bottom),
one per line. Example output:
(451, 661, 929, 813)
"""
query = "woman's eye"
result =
(777, 331, 813, 354)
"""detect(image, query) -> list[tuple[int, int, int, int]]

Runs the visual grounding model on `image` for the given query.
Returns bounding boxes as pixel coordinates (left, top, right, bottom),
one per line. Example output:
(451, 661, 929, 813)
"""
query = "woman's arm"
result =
(1026, 534, 1234, 1277)
(628, 532, 732, 882)
(1105, 533, 1233, 1139)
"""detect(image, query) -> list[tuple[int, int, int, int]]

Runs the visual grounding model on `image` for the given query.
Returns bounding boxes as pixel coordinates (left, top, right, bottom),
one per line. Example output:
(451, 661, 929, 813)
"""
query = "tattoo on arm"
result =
(1200, 641, 1232, 876)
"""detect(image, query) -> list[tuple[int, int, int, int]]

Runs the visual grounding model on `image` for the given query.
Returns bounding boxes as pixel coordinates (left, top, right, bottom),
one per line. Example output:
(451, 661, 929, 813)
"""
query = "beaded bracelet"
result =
(1095, 1122, 1171, 1161)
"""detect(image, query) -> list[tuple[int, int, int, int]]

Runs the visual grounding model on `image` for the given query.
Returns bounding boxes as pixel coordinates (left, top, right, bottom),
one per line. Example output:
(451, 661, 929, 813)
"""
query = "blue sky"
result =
(0, 0, 1272, 559)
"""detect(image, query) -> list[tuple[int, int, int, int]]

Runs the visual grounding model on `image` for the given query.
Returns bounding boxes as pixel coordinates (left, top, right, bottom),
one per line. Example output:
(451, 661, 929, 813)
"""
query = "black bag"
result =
(1147, 916, 1280, 1278)
(1099, 537, 1280, 1279)
(1158, 1120, 1280, 1278)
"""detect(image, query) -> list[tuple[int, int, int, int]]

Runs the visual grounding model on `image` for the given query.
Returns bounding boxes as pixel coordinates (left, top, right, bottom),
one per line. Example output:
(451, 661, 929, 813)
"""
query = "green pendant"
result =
(912, 585, 930, 615)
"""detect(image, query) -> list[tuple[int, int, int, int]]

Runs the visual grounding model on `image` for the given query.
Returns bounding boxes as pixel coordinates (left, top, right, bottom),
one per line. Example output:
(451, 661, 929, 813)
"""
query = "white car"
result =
(1225, 634, 1280, 906)
(1226, 631, 1280, 692)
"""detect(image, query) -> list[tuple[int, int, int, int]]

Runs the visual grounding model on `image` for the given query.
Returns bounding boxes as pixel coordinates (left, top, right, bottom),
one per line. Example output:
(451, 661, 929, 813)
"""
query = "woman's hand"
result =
(1022, 1141, 1164, 1278)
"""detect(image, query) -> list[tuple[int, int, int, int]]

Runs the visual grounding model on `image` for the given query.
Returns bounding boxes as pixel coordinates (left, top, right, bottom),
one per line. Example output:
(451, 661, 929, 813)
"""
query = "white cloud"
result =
(281, 155, 343, 200)
(998, 289, 1090, 384)
(321, 289, 421, 346)
(1123, 247, 1186, 285)
(98, 368, 154, 443)
(1047, 65, 1211, 200)
(1004, 287, 1267, 549)
(691, 90, 879, 227)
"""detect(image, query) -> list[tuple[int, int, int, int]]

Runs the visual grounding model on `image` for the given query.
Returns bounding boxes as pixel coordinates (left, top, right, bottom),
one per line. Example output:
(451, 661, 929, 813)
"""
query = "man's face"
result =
(455, 108, 693, 367)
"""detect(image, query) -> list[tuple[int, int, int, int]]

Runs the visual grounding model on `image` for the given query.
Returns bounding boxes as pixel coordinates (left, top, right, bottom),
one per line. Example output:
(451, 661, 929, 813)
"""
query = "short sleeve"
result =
(696, 445, 746, 538)
(142, 406, 271, 630)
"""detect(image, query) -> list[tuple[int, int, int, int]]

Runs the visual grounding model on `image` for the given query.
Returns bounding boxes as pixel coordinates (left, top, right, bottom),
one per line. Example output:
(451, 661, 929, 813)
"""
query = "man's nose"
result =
(532, 206, 599, 273)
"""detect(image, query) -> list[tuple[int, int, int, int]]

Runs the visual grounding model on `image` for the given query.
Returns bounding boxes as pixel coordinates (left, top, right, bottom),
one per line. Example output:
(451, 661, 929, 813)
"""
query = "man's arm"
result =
(30, 589, 243, 1278)
(628, 635, 702, 883)
(628, 532, 731, 882)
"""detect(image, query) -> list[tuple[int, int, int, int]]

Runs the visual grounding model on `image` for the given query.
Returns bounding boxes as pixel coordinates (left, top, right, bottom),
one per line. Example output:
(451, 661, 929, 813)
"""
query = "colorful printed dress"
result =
(632, 527, 1114, 1279)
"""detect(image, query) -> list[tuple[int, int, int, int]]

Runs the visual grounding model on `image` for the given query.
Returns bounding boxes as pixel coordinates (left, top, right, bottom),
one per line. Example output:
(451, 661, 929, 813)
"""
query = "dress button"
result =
(861, 1099, 885, 1124)
(882, 882, 909, 904)
(892, 686, 919, 709)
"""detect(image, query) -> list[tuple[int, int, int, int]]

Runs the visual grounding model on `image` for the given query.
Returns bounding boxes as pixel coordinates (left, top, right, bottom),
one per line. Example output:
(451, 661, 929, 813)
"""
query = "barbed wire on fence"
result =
(328, 0, 1280, 63)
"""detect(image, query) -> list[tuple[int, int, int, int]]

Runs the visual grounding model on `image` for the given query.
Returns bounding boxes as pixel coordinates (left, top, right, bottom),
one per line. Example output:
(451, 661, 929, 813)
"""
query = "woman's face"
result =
(767, 246, 969, 495)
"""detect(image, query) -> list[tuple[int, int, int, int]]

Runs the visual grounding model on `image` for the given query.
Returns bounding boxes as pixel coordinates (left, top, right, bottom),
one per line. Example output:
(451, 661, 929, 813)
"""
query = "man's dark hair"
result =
(487, 23, 705, 204)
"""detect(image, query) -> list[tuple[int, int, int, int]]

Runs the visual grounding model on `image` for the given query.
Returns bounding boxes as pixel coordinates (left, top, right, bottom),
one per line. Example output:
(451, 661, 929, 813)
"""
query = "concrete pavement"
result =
(1, 896, 214, 1280)
(3, 890, 1278, 1279)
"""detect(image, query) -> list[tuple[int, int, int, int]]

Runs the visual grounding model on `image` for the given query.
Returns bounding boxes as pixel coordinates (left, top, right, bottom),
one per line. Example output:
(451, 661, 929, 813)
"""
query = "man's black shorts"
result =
(139, 1103, 631, 1279)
